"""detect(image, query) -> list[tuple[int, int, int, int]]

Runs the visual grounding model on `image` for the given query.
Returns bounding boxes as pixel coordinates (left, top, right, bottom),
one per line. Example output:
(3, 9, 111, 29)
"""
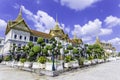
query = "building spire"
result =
(55, 14, 58, 25)
(19, 6, 22, 16)
(16, 6, 23, 21)
(95, 36, 100, 44)
(53, 14, 61, 30)
(74, 32, 77, 39)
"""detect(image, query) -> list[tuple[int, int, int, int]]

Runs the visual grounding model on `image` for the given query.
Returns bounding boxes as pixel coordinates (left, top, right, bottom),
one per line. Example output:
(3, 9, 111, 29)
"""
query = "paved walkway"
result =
(0, 60, 120, 80)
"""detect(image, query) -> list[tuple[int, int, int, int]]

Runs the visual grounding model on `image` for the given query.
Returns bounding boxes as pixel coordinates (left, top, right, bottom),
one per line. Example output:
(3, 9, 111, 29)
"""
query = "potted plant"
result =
(72, 48, 79, 68)
(45, 59, 63, 71)
(79, 57, 85, 67)
(4, 55, 12, 65)
(83, 60, 91, 66)
(64, 55, 72, 68)
(71, 59, 79, 68)
(37, 56, 46, 69)
(18, 58, 26, 68)
(89, 56, 96, 65)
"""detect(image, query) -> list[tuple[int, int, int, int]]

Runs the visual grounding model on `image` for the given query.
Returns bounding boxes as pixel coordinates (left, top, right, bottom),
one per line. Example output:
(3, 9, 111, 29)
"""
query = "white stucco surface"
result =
(0, 60, 120, 80)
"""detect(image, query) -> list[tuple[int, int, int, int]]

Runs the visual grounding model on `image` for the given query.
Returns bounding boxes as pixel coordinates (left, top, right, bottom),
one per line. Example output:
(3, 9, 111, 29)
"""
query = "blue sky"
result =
(0, 0, 120, 51)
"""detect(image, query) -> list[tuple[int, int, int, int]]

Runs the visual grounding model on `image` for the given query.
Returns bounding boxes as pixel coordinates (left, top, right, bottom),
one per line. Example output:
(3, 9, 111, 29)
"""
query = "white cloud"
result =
(72, 19, 102, 37)
(82, 36, 92, 42)
(21, 5, 55, 33)
(108, 37, 120, 45)
(71, 19, 113, 42)
(102, 37, 120, 52)
(104, 15, 120, 28)
(60, 23, 70, 33)
(13, 3, 20, 9)
(21, 5, 70, 34)
(99, 28, 112, 36)
(55, 0, 100, 11)
(0, 19, 7, 31)
(82, 19, 102, 36)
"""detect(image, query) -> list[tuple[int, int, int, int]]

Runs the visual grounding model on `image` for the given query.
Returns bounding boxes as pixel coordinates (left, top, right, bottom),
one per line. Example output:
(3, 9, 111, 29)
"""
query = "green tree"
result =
(73, 48, 79, 54)
(33, 45, 41, 54)
(42, 48, 48, 56)
(87, 44, 105, 59)
(37, 37, 45, 56)
(67, 45, 73, 54)
(37, 56, 46, 64)
(27, 42, 34, 49)
(64, 49, 69, 54)
(10, 43, 17, 60)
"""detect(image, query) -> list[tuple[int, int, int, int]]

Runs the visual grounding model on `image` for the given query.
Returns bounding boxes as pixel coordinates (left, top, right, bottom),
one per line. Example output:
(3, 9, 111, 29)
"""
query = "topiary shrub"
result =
(20, 58, 26, 63)
(65, 55, 72, 63)
(29, 51, 35, 57)
(37, 56, 46, 64)
(79, 57, 85, 65)
(4, 55, 12, 61)
(88, 56, 93, 60)
(64, 50, 69, 54)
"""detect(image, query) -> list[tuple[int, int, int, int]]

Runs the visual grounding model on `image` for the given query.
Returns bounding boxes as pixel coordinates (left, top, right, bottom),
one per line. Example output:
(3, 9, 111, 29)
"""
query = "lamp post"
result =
(52, 48, 55, 71)
(62, 42, 67, 68)
(50, 38, 56, 71)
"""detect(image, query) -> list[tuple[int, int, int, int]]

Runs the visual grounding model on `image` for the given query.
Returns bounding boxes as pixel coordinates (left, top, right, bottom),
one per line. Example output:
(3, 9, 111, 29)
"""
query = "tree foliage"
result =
(33, 46, 41, 54)
(37, 37, 44, 45)
(73, 48, 79, 54)
(67, 45, 73, 50)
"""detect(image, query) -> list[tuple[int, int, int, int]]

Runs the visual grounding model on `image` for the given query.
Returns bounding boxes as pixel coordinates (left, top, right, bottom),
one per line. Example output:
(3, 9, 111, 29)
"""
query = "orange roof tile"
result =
(31, 30, 51, 39)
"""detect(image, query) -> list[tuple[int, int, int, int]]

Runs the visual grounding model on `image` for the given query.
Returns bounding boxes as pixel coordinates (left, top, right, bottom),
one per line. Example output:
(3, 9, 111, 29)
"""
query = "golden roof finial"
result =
(16, 6, 23, 21)
(55, 14, 58, 25)
(74, 32, 77, 39)
(19, 6, 22, 16)
(53, 14, 61, 30)
(95, 35, 100, 44)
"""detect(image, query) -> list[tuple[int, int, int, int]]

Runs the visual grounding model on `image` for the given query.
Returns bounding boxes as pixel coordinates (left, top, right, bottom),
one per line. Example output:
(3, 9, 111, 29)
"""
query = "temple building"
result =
(95, 36, 116, 56)
(0, 8, 83, 54)
(0, 37, 4, 54)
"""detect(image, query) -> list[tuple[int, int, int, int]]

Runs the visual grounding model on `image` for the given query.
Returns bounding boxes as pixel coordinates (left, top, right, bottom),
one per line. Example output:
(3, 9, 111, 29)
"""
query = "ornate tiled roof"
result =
(31, 30, 51, 39)
(5, 9, 31, 35)
(70, 39, 83, 44)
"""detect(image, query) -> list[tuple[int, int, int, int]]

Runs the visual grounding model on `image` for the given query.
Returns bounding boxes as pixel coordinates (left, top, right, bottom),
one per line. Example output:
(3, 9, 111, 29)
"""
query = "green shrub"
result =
(64, 50, 69, 54)
(42, 48, 48, 55)
(98, 56, 102, 59)
(79, 57, 85, 65)
(65, 55, 72, 63)
(37, 56, 46, 64)
(67, 45, 73, 50)
(29, 51, 35, 57)
(20, 58, 26, 63)
(4, 55, 12, 61)
(33, 46, 41, 53)
(88, 56, 93, 60)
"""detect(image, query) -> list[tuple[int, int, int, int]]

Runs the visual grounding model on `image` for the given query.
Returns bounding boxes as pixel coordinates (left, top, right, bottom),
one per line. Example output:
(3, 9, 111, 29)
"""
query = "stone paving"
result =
(0, 60, 120, 80)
